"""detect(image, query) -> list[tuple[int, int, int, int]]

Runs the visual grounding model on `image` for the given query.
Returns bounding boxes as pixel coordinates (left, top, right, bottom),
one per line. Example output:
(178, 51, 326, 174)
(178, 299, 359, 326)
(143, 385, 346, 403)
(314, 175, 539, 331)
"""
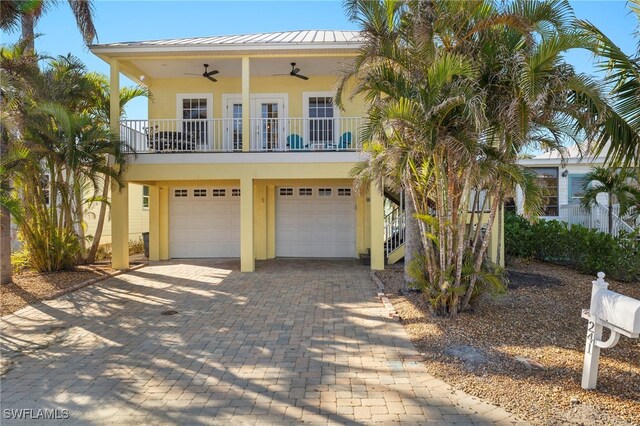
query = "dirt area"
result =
(376, 259, 640, 426)
(1, 263, 120, 316)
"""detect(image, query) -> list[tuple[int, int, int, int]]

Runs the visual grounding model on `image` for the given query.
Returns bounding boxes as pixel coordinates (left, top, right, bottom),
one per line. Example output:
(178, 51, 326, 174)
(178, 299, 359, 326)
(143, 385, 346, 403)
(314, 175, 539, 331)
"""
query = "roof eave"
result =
(89, 42, 362, 57)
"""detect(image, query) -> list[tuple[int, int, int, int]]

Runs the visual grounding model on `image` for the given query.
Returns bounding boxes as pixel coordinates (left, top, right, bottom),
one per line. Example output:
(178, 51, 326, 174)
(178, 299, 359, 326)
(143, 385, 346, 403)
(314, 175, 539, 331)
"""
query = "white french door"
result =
(224, 95, 286, 151)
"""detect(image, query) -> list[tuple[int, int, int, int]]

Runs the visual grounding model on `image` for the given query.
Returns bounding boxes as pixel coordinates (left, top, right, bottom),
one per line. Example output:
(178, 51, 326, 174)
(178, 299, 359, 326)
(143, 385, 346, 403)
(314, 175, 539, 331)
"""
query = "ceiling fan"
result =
(274, 62, 309, 80)
(184, 64, 219, 82)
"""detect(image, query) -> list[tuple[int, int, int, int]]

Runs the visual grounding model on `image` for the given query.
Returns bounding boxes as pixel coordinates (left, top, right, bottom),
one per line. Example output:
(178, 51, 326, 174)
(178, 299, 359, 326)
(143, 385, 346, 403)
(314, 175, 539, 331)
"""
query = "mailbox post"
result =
(581, 272, 640, 390)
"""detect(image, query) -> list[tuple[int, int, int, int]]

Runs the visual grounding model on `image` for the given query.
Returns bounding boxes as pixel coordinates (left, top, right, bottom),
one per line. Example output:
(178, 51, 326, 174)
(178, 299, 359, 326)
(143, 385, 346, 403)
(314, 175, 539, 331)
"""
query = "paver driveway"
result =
(1, 259, 525, 425)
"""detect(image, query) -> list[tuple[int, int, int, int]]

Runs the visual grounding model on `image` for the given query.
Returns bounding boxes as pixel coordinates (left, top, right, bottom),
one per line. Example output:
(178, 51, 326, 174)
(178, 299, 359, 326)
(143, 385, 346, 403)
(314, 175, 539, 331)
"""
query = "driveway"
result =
(1, 259, 525, 425)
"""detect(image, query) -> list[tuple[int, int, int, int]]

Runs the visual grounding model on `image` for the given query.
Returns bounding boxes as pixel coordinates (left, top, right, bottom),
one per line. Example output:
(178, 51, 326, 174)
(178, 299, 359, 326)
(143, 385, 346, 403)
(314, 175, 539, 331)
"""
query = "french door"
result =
(224, 95, 286, 151)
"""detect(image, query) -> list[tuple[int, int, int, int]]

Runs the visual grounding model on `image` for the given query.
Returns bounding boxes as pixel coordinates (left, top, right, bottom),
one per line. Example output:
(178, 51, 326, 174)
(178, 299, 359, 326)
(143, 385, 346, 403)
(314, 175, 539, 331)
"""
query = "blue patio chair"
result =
(338, 131, 353, 150)
(287, 134, 305, 150)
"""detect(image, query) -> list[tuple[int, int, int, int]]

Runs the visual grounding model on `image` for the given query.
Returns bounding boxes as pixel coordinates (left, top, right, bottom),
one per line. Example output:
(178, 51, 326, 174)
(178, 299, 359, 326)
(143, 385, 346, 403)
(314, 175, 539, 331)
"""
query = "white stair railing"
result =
(559, 203, 635, 237)
(384, 194, 406, 257)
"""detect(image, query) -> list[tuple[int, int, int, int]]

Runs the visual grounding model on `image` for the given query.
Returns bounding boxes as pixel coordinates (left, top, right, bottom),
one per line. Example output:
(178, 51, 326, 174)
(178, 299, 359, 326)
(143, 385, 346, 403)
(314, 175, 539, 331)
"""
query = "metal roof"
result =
(91, 30, 363, 50)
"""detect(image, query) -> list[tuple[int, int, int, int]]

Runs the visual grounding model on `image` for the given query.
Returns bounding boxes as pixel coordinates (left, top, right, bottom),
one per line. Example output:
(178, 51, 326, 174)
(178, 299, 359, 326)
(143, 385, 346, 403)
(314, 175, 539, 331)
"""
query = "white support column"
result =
(241, 56, 250, 152)
(240, 177, 255, 272)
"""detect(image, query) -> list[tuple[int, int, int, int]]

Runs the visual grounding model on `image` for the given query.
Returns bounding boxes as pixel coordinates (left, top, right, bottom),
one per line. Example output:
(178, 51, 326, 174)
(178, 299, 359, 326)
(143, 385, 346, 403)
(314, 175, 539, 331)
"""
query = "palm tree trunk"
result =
(87, 176, 109, 264)
(403, 192, 422, 291)
(20, 13, 35, 52)
(608, 193, 613, 235)
(0, 124, 12, 285)
(0, 205, 11, 285)
(496, 205, 503, 265)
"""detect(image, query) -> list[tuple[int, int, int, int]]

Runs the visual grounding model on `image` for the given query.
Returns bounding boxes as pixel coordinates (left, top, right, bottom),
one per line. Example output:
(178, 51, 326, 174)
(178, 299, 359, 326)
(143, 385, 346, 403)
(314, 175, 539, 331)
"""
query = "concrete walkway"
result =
(0, 259, 526, 425)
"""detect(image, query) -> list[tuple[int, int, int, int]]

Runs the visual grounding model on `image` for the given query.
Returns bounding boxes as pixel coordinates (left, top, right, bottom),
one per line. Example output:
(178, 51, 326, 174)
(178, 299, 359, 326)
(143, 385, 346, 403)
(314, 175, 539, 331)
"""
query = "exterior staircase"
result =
(359, 189, 407, 266)
(559, 202, 636, 237)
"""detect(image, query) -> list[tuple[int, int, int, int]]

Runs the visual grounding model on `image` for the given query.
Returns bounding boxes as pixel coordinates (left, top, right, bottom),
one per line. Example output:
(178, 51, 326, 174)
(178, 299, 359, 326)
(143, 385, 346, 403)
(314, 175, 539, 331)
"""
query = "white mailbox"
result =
(581, 272, 640, 390)
(591, 289, 640, 335)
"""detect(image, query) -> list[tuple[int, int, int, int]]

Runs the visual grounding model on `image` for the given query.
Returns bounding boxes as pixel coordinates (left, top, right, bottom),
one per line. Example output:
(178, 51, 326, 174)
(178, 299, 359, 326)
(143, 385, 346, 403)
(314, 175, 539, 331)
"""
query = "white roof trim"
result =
(90, 30, 363, 55)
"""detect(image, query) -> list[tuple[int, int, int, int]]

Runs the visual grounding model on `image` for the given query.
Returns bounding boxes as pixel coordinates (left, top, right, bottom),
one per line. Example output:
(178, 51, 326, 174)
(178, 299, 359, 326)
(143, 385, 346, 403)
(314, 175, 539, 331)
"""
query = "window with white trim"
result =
(279, 188, 293, 196)
(174, 189, 188, 197)
(308, 96, 334, 146)
(142, 185, 149, 208)
(318, 188, 332, 196)
(337, 188, 351, 197)
(194, 189, 207, 197)
(232, 189, 241, 197)
(212, 189, 226, 197)
(299, 188, 312, 196)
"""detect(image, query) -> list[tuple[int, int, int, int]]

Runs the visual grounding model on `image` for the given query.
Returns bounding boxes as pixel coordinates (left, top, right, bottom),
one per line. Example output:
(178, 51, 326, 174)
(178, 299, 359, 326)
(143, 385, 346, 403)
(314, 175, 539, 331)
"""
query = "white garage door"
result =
(170, 187, 240, 258)
(276, 186, 356, 257)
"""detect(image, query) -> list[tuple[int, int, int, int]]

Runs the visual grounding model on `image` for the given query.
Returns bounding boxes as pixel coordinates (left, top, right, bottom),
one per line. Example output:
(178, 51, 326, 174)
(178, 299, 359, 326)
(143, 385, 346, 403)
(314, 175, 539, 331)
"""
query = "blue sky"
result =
(1, 1, 638, 118)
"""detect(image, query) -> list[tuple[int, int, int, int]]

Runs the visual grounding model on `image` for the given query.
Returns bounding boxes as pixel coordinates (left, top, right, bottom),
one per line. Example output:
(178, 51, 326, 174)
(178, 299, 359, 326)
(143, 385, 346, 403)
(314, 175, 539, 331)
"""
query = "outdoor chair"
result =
(286, 134, 306, 150)
(338, 131, 353, 150)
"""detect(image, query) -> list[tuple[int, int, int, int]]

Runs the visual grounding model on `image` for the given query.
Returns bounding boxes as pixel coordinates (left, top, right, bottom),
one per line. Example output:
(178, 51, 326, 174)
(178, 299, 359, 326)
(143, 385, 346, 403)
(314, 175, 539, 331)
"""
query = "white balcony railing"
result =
(120, 117, 362, 153)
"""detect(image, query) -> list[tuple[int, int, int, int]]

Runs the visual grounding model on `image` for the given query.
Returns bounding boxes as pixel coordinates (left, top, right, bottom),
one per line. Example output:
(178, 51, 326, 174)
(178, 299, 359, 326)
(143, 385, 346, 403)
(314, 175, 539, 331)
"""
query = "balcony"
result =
(120, 117, 363, 154)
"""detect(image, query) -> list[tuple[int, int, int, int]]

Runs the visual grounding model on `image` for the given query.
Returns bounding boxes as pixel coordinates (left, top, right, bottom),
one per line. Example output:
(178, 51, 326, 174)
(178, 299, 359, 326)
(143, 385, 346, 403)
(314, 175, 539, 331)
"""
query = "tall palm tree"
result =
(0, 0, 95, 281)
(580, 167, 640, 234)
(0, 0, 96, 52)
(84, 72, 148, 263)
(338, 0, 606, 315)
(578, 0, 640, 168)
(0, 43, 40, 284)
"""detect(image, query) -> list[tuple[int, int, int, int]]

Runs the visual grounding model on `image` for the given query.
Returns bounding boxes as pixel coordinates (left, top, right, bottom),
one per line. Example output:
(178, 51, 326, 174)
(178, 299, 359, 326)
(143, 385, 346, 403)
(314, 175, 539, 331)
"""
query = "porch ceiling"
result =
(125, 56, 355, 80)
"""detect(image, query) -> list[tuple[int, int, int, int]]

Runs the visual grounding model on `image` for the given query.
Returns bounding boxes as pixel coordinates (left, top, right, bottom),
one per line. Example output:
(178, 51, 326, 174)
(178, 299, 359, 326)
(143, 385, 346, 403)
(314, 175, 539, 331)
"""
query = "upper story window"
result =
(530, 167, 559, 216)
(177, 94, 213, 148)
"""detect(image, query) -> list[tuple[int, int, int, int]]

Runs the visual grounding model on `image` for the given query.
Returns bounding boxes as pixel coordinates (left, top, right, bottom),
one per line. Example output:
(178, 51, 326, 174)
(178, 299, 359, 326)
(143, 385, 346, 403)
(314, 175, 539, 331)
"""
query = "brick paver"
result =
(0, 259, 527, 424)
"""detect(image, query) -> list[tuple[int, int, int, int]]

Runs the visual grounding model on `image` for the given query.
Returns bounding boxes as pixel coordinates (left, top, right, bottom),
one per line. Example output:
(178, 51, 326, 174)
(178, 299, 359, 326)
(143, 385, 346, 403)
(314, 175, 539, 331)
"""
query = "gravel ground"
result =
(376, 259, 640, 426)
(1, 263, 120, 316)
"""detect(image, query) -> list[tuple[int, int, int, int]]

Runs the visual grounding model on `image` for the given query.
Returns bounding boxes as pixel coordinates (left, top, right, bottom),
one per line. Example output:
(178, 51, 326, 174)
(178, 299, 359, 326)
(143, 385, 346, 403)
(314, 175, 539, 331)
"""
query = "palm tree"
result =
(578, 0, 640, 168)
(0, 43, 40, 284)
(580, 167, 640, 235)
(84, 72, 148, 263)
(0, 0, 96, 52)
(338, 0, 607, 315)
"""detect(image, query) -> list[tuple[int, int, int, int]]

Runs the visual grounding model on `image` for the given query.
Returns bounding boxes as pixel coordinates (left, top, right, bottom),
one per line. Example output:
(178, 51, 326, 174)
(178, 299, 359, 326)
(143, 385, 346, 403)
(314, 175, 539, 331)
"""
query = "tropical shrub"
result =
(505, 213, 640, 282)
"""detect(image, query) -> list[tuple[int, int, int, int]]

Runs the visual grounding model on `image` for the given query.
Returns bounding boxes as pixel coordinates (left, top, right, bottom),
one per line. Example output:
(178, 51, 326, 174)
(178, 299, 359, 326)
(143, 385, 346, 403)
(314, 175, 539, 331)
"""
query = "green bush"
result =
(505, 213, 640, 282)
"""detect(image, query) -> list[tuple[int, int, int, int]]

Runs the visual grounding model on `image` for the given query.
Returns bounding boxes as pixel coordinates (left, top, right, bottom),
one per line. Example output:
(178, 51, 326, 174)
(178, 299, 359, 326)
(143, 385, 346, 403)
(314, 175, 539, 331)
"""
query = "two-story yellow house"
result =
(90, 30, 401, 272)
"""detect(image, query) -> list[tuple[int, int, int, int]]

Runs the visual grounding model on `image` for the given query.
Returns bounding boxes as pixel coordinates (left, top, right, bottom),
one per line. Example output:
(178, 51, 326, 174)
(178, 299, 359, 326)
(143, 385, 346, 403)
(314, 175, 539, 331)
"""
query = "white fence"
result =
(559, 203, 635, 237)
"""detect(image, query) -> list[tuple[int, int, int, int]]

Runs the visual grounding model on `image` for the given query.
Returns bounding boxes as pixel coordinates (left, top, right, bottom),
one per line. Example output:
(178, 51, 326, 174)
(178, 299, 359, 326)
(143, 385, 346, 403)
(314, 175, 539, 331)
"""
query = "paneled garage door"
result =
(276, 186, 356, 258)
(170, 187, 240, 258)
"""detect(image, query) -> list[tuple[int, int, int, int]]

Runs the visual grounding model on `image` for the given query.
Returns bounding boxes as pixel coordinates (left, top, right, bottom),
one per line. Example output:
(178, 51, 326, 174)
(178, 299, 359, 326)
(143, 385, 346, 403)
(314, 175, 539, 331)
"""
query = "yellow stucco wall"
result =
(147, 76, 365, 119)
(84, 183, 149, 245)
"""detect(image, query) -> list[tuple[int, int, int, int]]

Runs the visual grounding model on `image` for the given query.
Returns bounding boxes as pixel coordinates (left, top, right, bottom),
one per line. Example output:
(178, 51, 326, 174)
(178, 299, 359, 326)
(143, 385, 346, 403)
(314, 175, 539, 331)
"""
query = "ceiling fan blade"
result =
(205, 75, 217, 82)
(293, 68, 301, 74)
(294, 74, 309, 80)
(184, 72, 201, 75)
(204, 69, 219, 77)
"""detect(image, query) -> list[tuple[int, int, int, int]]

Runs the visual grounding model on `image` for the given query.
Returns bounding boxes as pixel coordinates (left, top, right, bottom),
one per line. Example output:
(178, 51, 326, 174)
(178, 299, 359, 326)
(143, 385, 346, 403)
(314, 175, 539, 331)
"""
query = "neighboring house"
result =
(84, 183, 150, 246)
(90, 30, 503, 271)
(516, 145, 636, 236)
(10, 182, 148, 252)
